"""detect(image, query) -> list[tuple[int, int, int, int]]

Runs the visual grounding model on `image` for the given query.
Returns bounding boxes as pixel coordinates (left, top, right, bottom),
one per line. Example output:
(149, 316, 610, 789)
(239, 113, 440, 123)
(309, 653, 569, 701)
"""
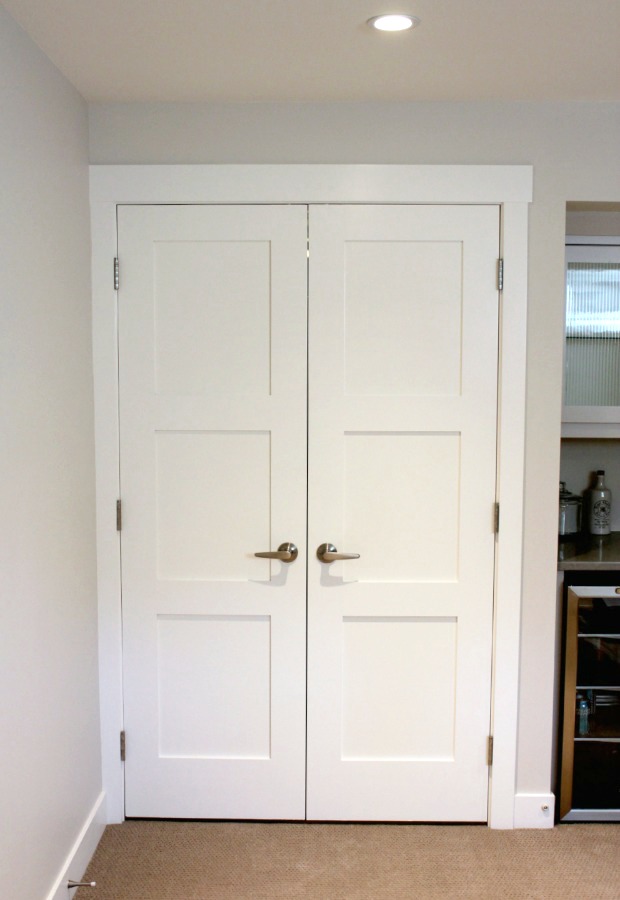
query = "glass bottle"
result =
(587, 470, 612, 536)
(577, 698, 589, 736)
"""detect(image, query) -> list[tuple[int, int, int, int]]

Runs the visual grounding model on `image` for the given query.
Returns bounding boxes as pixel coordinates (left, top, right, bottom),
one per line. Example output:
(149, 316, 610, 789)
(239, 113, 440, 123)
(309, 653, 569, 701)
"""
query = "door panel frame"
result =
(90, 164, 532, 828)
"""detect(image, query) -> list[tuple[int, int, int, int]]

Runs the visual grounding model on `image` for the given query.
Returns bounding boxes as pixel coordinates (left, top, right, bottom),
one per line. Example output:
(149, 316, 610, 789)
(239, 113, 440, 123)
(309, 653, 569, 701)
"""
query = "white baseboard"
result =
(46, 792, 106, 900)
(513, 792, 555, 828)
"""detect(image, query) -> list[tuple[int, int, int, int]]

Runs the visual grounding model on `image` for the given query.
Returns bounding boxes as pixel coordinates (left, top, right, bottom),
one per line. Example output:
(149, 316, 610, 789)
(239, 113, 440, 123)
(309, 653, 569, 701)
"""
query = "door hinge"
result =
(116, 499, 122, 531)
(120, 730, 126, 761)
(487, 735, 494, 766)
(114, 257, 119, 291)
(497, 258, 504, 292)
(493, 502, 500, 534)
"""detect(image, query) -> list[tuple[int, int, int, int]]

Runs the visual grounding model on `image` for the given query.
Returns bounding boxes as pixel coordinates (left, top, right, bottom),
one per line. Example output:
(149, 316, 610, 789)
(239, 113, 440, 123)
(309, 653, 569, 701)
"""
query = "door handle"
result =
(316, 543, 360, 563)
(254, 542, 298, 562)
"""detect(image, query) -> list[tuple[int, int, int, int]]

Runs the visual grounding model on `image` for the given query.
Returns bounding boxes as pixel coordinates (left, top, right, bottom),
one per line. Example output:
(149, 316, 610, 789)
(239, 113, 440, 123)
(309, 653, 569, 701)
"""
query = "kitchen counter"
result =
(558, 531, 620, 570)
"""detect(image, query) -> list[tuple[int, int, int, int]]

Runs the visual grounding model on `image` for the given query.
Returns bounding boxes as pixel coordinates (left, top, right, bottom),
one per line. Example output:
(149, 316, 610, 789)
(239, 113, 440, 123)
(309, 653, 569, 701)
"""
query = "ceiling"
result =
(2, 0, 620, 103)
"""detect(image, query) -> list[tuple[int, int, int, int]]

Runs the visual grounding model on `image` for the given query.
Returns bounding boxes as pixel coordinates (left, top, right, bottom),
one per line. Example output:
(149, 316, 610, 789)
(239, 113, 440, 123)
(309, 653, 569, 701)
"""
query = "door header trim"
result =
(90, 164, 533, 206)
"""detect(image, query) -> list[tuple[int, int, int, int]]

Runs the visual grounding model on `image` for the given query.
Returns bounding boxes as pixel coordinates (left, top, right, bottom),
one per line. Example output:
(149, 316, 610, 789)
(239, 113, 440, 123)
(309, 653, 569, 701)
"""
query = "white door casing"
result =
(90, 165, 532, 828)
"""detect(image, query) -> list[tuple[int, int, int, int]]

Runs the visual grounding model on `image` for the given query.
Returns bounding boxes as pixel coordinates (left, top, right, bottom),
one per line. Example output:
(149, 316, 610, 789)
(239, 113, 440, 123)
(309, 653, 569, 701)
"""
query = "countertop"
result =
(558, 531, 620, 570)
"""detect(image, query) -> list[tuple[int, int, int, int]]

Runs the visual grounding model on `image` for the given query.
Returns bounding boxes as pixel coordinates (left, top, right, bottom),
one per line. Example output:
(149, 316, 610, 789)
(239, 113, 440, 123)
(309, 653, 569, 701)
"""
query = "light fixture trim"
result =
(367, 13, 420, 32)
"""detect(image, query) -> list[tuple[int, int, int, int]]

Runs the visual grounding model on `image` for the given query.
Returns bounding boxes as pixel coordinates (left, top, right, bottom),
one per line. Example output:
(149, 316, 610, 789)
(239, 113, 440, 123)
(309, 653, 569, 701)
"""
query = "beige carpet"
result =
(77, 821, 620, 900)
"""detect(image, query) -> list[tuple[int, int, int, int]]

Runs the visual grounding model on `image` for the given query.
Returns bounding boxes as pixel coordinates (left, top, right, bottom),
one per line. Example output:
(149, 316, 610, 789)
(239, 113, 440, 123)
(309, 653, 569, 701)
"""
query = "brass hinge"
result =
(497, 258, 504, 292)
(494, 502, 500, 534)
(114, 257, 119, 291)
(120, 730, 126, 761)
(116, 499, 122, 532)
(487, 735, 494, 766)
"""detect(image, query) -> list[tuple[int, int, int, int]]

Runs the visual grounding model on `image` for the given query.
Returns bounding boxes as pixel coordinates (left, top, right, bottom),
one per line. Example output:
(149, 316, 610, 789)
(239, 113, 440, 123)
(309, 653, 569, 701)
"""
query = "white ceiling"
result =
(3, 0, 620, 103)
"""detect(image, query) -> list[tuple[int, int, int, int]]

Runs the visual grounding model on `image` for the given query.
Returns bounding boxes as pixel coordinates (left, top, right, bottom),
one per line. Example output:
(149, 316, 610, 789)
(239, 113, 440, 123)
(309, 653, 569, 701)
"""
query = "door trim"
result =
(90, 164, 532, 828)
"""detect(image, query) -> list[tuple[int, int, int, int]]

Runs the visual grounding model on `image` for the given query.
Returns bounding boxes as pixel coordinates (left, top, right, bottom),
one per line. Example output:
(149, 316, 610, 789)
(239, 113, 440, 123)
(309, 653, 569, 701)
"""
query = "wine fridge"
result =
(559, 577, 620, 821)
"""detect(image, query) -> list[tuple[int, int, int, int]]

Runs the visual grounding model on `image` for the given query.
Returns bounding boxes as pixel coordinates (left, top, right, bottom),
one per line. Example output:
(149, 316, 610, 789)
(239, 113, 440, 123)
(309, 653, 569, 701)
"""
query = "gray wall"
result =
(0, 9, 100, 898)
(89, 99, 620, 800)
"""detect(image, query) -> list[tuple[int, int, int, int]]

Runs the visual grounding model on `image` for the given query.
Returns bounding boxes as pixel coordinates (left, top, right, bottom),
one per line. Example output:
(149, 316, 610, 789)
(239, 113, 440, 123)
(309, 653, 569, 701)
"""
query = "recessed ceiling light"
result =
(367, 14, 420, 32)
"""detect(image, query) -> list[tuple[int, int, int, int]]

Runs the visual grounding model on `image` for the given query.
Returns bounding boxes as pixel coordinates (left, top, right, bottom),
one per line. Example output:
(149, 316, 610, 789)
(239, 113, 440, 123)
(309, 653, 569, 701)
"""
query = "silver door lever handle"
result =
(316, 543, 360, 563)
(254, 542, 298, 562)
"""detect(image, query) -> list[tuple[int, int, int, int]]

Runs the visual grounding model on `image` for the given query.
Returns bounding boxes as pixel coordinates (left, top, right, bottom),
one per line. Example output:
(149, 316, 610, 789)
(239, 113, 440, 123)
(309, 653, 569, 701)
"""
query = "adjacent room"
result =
(1, 2, 619, 898)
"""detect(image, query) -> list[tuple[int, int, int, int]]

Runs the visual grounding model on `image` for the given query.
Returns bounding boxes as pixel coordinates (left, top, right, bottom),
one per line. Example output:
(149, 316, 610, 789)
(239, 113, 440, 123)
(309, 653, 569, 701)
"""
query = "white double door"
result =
(118, 203, 500, 822)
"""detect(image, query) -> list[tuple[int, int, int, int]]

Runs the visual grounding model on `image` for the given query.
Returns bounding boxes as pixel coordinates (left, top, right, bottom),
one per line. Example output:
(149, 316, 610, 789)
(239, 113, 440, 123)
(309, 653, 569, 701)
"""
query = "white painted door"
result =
(119, 202, 500, 821)
(306, 205, 499, 821)
(118, 205, 308, 818)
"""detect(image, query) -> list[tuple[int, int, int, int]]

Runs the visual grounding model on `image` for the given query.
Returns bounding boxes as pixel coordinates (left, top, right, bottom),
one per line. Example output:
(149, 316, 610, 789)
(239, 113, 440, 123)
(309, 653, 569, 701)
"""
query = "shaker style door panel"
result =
(306, 205, 500, 821)
(118, 205, 308, 819)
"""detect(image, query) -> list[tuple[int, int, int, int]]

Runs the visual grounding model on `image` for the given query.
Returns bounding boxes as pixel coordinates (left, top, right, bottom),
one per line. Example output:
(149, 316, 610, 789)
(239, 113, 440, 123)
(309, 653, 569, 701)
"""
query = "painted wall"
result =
(566, 208, 620, 237)
(89, 100, 620, 803)
(0, 9, 101, 899)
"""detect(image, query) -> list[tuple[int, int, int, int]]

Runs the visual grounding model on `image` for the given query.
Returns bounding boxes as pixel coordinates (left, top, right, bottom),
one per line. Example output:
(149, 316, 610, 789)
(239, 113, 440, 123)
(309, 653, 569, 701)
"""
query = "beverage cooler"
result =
(559, 572, 620, 821)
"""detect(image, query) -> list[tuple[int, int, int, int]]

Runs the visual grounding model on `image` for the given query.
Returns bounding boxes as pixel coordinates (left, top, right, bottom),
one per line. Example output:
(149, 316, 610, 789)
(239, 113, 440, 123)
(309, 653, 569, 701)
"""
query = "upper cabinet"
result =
(562, 236, 620, 438)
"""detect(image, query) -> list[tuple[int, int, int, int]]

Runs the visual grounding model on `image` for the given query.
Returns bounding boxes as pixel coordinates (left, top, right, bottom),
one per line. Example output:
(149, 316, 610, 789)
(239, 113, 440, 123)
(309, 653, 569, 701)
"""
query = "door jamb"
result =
(90, 164, 532, 828)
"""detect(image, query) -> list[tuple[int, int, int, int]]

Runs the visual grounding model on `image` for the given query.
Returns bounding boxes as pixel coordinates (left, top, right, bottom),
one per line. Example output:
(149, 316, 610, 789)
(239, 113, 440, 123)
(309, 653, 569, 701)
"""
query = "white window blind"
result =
(565, 242, 620, 407)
